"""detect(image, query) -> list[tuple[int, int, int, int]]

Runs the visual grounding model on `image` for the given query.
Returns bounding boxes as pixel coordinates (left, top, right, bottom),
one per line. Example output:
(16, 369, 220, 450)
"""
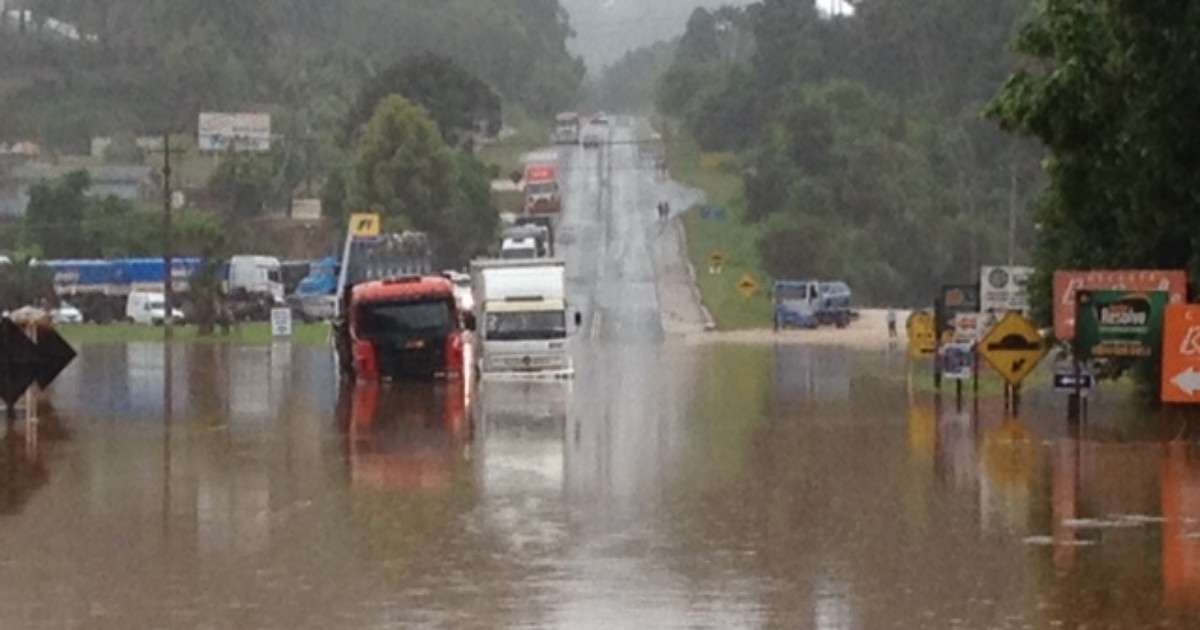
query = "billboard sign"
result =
(936, 283, 980, 344)
(1053, 270, 1186, 341)
(1073, 290, 1168, 362)
(980, 265, 1032, 314)
(198, 112, 271, 153)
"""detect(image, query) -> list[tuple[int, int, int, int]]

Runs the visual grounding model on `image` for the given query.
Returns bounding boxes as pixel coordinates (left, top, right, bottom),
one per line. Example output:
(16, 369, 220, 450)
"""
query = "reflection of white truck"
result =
(469, 259, 579, 378)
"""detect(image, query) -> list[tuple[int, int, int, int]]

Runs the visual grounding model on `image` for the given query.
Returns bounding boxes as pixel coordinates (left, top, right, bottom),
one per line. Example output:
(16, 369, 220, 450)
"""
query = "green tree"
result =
(0, 256, 55, 312)
(208, 153, 275, 219)
(987, 0, 1200, 395)
(347, 95, 457, 240)
(347, 54, 502, 149)
(23, 170, 91, 258)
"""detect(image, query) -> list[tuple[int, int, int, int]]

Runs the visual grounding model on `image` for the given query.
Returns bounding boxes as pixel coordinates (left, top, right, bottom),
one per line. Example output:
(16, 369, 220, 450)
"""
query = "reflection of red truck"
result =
(348, 276, 468, 380)
(341, 382, 469, 490)
(523, 164, 561, 214)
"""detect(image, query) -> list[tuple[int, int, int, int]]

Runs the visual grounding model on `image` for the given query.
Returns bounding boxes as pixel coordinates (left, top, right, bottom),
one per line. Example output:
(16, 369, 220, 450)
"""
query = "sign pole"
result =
(162, 132, 174, 341)
(23, 322, 37, 456)
(933, 298, 943, 391)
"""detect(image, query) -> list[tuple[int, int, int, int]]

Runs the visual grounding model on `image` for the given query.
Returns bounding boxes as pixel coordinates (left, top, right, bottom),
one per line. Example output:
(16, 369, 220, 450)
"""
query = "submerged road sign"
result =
(1162, 304, 1200, 403)
(907, 311, 937, 358)
(1074, 289, 1167, 362)
(942, 343, 975, 380)
(977, 312, 1048, 387)
(0, 317, 78, 408)
(0, 319, 38, 406)
(33, 327, 76, 389)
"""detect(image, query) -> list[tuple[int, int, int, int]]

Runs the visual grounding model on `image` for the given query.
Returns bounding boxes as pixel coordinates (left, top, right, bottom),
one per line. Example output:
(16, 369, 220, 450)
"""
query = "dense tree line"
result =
(652, 0, 1042, 305)
(0, 0, 583, 147)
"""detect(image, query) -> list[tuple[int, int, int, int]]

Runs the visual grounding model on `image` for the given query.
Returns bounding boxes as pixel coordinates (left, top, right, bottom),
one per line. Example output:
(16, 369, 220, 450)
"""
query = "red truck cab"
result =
(523, 164, 561, 214)
(349, 276, 466, 380)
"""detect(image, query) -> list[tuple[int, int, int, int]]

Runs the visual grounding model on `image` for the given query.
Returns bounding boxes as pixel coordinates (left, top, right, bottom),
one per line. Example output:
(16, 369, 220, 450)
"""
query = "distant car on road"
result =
(52, 302, 83, 325)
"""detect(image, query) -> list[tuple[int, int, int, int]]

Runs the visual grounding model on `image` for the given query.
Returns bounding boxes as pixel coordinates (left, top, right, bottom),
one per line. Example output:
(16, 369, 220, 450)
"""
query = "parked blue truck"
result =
(773, 280, 854, 330)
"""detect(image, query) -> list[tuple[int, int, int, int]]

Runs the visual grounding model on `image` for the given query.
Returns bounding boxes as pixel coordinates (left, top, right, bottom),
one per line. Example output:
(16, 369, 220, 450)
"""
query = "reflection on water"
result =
(3, 342, 1200, 627)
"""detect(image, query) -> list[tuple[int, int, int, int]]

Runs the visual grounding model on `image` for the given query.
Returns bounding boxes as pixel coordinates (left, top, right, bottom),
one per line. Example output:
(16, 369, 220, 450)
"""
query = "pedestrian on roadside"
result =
(886, 308, 898, 339)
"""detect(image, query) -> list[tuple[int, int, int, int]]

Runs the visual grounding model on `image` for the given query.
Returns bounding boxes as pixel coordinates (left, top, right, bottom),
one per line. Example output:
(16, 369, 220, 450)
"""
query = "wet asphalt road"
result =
(3, 121, 1200, 628)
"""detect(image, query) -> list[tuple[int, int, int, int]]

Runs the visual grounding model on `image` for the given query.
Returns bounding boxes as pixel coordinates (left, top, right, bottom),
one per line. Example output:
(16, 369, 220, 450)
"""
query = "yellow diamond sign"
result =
(977, 312, 1049, 387)
(737, 274, 758, 299)
(349, 212, 381, 238)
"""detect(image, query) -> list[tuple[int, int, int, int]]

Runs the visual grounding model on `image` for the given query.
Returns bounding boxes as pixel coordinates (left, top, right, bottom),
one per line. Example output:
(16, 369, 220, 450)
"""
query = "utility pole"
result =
(1008, 162, 1017, 266)
(162, 132, 174, 341)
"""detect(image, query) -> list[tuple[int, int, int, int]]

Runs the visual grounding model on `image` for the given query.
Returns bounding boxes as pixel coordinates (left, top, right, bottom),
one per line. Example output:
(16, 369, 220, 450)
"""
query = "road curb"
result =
(675, 212, 717, 331)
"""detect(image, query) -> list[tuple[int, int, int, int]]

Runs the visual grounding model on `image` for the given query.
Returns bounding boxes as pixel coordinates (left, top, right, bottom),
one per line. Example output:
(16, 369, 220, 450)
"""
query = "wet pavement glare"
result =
(3, 341, 1200, 629)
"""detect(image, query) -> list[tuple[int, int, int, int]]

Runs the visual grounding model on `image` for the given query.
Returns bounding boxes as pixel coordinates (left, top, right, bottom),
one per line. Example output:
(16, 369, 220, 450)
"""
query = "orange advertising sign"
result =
(1162, 304, 1200, 403)
(1053, 269, 1187, 341)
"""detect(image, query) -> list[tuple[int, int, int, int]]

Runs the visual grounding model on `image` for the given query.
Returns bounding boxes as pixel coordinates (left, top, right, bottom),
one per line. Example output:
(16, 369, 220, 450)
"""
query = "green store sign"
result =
(1073, 290, 1168, 361)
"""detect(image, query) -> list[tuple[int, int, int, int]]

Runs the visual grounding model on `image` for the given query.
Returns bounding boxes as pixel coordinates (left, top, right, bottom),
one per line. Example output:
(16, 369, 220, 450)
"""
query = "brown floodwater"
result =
(1, 341, 1198, 629)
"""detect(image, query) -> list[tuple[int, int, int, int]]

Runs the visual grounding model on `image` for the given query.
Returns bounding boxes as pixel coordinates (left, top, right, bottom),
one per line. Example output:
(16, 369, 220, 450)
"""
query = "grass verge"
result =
(58, 322, 332, 346)
(664, 129, 772, 329)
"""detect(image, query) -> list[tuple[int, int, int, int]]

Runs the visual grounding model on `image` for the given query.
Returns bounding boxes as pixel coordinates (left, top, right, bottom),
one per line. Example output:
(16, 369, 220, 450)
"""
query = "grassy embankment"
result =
(665, 132, 773, 329)
(58, 322, 331, 346)
(477, 106, 551, 179)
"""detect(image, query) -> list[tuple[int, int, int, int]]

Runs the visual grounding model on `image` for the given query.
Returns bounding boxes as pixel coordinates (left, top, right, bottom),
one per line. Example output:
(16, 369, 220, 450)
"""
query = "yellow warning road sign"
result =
(977, 312, 1049, 387)
(906, 311, 937, 359)
(737, 274, 758, 299)
(710, 251, 726, 266)
(349, 212, 381, 238)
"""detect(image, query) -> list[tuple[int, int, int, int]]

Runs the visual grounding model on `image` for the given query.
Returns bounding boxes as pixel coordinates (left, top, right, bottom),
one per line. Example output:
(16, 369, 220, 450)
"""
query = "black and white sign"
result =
(270, 308, 293, 338)
(980, 265, 1032, 314)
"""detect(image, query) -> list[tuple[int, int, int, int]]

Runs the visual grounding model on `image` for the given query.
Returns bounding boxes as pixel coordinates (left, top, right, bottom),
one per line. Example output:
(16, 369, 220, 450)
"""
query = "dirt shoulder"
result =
(675, 308, 913, 350)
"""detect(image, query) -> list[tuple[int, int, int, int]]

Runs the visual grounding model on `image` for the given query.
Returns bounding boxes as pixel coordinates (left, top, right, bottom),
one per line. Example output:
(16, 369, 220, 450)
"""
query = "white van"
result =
(126, 291, 183, 325)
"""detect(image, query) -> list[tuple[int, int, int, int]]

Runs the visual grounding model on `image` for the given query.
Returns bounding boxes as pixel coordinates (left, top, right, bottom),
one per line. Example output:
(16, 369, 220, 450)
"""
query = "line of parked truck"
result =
(331, 150, 578, 383)
(13, 255, 285, 324)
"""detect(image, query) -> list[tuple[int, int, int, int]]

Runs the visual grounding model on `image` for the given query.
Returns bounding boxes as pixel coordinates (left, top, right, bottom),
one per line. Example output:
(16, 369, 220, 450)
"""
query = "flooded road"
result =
(3, 343, 1200, 628)
(4, 119, 1200, 629)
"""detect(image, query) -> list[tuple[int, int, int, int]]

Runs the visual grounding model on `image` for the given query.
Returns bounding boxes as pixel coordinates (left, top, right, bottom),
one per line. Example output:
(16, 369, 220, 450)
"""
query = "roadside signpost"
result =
(980, 265, 1032, 314)
(1161, 304, 1200, 404)
(1053, 360, 1095, 395)
(1072, 289, 1168, 362)
(1053, 270, 1185, 341)
(0, 314, 77, 436)
(737, 274, 759, 299)
(271, 308, 294, 339)
(0, 319, 39, 409)
(709, 251, 726, 275)
(977, 312, 1049, 414)
(943, 343, 974, 381)
(907, 312, 937, 359)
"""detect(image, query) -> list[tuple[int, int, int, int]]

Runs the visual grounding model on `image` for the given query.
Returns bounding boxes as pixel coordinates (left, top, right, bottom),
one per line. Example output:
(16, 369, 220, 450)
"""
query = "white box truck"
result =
(469, 259, 580, 378)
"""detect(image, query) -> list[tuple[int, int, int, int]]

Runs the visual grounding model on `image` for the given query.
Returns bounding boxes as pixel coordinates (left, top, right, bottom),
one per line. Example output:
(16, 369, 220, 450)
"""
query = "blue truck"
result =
(773, 280, 854, 330)
(291, 233, 434, 322)
(40, 256, 281, 323)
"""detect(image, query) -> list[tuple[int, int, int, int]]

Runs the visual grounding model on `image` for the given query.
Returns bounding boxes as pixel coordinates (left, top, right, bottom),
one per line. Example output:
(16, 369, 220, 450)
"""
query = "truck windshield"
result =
(501, 247, 536, 260)
(526, 182, 556, 195)
(485, 311, 566, 341)
(776, 284, 815, 300)
(357, 300, 453, 338)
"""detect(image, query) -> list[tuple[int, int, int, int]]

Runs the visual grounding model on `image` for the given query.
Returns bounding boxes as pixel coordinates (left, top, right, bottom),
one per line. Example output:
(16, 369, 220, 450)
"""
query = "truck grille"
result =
(377, 342, 446, 379)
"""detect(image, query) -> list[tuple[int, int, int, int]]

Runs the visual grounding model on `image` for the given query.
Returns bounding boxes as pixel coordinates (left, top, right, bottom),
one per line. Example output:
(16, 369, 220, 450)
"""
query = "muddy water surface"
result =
(0, 342, 1196, 629)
